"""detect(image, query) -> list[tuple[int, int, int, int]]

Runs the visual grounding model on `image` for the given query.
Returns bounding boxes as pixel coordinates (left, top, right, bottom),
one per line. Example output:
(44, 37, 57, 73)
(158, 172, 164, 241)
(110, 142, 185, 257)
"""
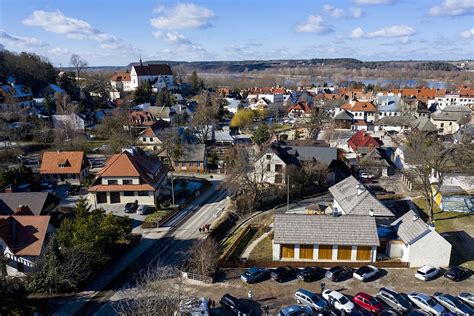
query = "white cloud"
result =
(350, 7, 363, 18)
(353, 0, 393, 4)
(0, 29, 47, 47)
(324, 4, 363, 18)
(153, 31, 192, 45)
(49, 47, 69, 55)
(150, 3, 215, 29)
(429, 0, 474, 16)
(295, 15, 333, 34)
(461, 28, 474, 38)
(351, 25, 416, 38)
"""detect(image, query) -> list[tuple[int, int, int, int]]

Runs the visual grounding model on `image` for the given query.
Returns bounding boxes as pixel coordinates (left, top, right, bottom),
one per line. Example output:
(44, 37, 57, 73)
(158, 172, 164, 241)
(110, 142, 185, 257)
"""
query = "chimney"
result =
(413, 214, 419, 221)
(369, 209, 374, 217)
(356, 184, 366, 195)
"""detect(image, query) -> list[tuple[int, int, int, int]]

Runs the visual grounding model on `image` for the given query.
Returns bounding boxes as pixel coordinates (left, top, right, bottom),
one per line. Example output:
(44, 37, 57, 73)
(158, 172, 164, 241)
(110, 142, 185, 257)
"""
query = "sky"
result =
(0, 0, 473, 66)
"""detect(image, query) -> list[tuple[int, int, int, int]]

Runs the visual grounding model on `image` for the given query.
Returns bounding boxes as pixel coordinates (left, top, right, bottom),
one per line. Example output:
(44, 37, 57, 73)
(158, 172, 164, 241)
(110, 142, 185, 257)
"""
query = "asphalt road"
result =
(76, 185, 229, 316)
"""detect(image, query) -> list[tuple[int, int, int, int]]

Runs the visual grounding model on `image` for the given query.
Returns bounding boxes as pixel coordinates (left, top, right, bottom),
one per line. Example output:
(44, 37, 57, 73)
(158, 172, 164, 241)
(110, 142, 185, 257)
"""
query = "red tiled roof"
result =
(288, 102, 312, 113)
(341, 100, 377, 112)
(0, 215, 50, 256)
(110, 71, 131, 82)
(347, 130, 382, 153)
(40, 151, 86, 174)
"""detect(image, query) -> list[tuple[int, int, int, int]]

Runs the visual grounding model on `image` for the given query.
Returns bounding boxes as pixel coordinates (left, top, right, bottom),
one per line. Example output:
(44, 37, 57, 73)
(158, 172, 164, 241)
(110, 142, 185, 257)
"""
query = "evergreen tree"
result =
(253, 122, 270, 145)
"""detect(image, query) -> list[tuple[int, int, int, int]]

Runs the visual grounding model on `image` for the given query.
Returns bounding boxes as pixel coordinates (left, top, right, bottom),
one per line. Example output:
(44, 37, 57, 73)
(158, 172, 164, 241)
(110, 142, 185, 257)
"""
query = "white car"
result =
(407, 292, 445, 316)
(353, 265, 379, 282)
(458, 292, 474, 307)
(415, 265, 440, 281)
(322, 289, 355, 313)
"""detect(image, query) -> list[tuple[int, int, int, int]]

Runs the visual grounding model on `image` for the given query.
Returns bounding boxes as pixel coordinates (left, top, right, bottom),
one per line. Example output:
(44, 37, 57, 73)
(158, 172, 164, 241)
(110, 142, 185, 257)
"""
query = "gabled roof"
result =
(334, 110, 353, 121)
(410, 116, 438, 132)
(0, 215, 50, 256)
(288, 102, 312, 113)
(0, 192, 60, 216)
(341, 100, 377, 112)
(173, 144, 206, 162)
(375, 115, 416, 127)
(390, 210, 431, 245)
(110, 71, 131, 82)
(328, 176, 394, 217)
(132, 64, 172, 76)
(431, 107, 472, 123)
(139, 120, 171, 138)
(274, 213, 380, 246)
(359, 148, 390, 167)
(40, 151, 86, 174)
(284, 146, 337, 166)
(347, 130, 382, 152)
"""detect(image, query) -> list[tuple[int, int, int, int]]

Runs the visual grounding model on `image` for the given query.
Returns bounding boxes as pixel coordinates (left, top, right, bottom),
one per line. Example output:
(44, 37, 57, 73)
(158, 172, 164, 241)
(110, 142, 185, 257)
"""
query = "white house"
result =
(130, 59, 174, 91)
(430, 106, 472, 135)
(52, 113, 86, 131)
(388, 210, 452, 267)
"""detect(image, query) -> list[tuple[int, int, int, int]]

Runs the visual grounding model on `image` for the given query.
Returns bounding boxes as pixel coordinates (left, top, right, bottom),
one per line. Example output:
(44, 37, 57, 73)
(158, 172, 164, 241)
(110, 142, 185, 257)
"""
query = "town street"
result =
(53, 178, 228, 316)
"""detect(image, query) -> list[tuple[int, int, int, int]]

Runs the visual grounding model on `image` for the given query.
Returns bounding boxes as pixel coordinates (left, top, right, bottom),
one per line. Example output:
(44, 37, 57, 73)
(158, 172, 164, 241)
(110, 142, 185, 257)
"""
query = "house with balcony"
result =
(88, 148, 168, 206)
(40, 151, 90, 185)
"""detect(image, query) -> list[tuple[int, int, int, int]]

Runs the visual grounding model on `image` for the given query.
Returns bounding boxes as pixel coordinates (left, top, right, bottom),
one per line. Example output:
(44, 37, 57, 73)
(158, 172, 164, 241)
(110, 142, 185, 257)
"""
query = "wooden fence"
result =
(181, 271, 214, 284)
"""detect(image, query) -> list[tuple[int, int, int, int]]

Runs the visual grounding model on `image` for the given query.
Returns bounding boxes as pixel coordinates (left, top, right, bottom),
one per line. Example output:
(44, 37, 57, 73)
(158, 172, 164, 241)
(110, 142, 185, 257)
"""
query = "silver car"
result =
(433, 292, 474, 315)
(295, 288, 328, 311)
(408, 292, 445, 316)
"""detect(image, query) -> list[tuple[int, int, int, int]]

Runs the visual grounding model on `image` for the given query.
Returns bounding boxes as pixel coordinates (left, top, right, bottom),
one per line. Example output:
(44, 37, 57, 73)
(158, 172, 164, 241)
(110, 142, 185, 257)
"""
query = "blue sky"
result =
(0, 0, 473, 66)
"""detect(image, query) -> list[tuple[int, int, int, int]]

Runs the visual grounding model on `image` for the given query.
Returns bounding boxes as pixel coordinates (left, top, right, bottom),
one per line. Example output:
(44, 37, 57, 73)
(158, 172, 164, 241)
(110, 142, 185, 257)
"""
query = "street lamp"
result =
(171, 173, 175, 206)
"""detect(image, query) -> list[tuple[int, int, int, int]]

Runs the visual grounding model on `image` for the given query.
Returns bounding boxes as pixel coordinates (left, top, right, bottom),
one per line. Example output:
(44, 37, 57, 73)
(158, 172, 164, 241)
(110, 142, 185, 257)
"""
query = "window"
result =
(142, 137, 146, 142)
(197, 162, 201, 167)
(123, 179, 133, 185)
(107, 180, 118, 185)
(440, 123, 444, 127)
(275, 164, 283, 172)
(299, 244, 314, 259)
(275, 174, 283, 184)
(280, 244, 295, 259)
(124, 191, 134, 196)
(137, 191, 149, 196)
(266, 164, 271, 172)
(266, 154, 271, 160)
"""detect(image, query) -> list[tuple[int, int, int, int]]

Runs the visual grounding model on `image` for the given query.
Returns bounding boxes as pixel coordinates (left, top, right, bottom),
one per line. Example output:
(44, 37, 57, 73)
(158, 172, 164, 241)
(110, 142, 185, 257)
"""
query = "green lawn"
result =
(413, 197, 474, 269)
(144, 210, 169, 223)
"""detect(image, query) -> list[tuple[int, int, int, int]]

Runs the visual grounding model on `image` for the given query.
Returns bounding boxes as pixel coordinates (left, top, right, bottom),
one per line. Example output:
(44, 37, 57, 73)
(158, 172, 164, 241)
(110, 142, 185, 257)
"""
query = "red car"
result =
(353, 292, 384, 315)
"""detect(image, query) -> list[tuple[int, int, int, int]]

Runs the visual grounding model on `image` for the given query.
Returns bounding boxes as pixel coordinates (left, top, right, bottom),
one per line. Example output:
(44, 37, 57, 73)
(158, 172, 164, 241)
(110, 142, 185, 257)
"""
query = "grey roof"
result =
(375, 115, 416, 127)
(0, 192, 59, 216)
(431, 107, 472, 123)
(328, 176, 394, 217)
(175, 144, 206, 162)
(359, 148, 390, 167)
(274, 213, 380, 246)
(410, 116, 438, 132)
(214, 130, 234, 142)
(334, 110, 353, 121)
(286, 146, 337, 166)
(148, 106, 175, 119)
(375, 95, 402, 113)
(390, 210, 431, 245)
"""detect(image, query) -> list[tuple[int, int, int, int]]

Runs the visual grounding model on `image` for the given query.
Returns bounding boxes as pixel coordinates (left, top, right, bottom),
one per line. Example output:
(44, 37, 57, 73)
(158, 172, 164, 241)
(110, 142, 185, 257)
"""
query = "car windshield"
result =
(248, 268, 260, 274)
(393, 293, 409, 305)
(309, 294, 320, 303)
(417, 270, 426, 275)
(426, 298, 437, 307)
(339, 296, 349, 304)
(369, 297, 379, 305)
(357, 267, 370, 274)
(446, 296, 463, 308)
(302, 267, 313, 273)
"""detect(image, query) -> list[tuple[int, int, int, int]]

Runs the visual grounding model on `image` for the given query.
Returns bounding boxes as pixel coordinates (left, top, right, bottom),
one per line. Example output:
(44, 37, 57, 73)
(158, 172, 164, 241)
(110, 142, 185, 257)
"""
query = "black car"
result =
(444, 266, 471, 281)
(325, 266, 352, 282)
(67, 185, 82, 196)
(124, 202, 138, 213)
(240, 267, 269, 284)
(297, 267, 324, 282)
(219, 294, 251, 315)
(271, 266, 294, 282)
(376, 287, 412, 313)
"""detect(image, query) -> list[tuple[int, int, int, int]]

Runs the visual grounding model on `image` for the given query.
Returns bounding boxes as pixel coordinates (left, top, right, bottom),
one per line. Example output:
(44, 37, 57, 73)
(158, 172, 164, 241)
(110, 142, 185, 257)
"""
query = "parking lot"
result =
(185, 267, 473, 314)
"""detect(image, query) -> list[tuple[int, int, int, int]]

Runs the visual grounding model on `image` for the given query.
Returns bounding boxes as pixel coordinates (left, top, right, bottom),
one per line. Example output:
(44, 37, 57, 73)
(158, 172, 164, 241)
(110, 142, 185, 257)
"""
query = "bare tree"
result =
(114, 265, 192, 316)
(70, 54, 88, 96)
(192, 92, 219, 144)
(55, 93, 77, 115)
(184, 238, 219, 276)
(305, 106, 331, 139)
(159, 127, 184, 163)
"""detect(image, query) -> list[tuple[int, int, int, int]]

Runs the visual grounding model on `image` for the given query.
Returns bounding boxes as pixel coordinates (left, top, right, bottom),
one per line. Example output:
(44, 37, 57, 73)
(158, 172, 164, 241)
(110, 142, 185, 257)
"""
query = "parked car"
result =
(294, 288, 328, 311)
(353, 265, 379, 282)
(379, 311, 399, 316)
(219, 294, 251, 316)
(376, 287, 412, 313)
(407, 310, 431, 316)
(360, 172, 375, 179)
(348, 311, 372, 316)
(124, 202, 139, 213)
(458, 292, 474, 307)
(414, 265, 440, 281)
(353, 292, 384, 315)
(67, 185, 83, 196)
(407, 292, 445, 316)
(137, 205, 155, 215)
(325, 266, 352, 282)
(279, 305, 313, 316)
(322, 289, 355, 313)
(271, 266, 294, 282)
(297, 267, 324, 282)
(444, 266, 470, 281)
(433, 292, 474, 315)
(241, 267, 269, 284)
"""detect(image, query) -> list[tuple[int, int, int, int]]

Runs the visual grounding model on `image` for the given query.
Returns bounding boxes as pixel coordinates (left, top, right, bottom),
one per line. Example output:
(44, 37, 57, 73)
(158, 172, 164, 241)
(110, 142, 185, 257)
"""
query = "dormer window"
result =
(58, 159, 71, 168)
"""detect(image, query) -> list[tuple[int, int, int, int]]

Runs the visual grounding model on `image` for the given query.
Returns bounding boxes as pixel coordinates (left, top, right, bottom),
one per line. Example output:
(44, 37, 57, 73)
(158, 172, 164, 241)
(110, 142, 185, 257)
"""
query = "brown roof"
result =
(341, 100, 377, 112)
(0, 215, 50, 256)
(110, 71, 131, 82)
(40, 151, 86, 174)
(133, 64, 172, 76)
(88, 184, 154, 192)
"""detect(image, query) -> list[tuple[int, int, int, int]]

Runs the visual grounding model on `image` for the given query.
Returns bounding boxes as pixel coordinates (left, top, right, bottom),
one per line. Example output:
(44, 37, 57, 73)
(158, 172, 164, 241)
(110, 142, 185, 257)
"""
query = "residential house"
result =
(334, 110, 353, 129)
(392, 144, 417, 170)
(388, 210, 451, 267)
(430, 106, 472, 135)
(130, 59, 174, 91)
(339, 100, 377, 130)
(0, 212, 51, 275)
(137, 120, 170, 151)
(347, 130, 382, 157)
(52, 113, 86, 131)
(358, 147, 391, 177)
(0, 77, 34, 110)
(88, 148, 168, 206)
(287, 102, 312, 119)
(0, 192, 60, 216)
(273, 214, 379, 262)
(169, 144, 207, 173)
(374, 115, 415, 133)
(40, 151, 90, 185)
(41, 83, 66, 98)
(375, 95, 403, 118)
(410, 116, 438, 134)
(110, 71, 133, 92)
(129, 110, 157, 128)
(148, 106, 176, 123)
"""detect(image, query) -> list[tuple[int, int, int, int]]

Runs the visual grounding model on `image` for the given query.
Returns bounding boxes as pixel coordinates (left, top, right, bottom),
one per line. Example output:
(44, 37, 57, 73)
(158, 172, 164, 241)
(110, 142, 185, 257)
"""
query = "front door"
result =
(97, 192, 107, 204)
(110, 192, 121, 204)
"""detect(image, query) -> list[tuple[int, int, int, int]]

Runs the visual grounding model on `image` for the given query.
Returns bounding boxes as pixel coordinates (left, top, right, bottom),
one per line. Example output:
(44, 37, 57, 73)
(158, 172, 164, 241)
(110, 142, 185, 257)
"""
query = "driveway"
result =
(98, 203, 150, 233)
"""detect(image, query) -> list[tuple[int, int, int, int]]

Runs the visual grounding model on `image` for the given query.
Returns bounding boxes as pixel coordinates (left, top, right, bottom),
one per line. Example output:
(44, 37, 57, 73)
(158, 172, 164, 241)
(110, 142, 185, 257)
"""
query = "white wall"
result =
(408, 230, 451, 267)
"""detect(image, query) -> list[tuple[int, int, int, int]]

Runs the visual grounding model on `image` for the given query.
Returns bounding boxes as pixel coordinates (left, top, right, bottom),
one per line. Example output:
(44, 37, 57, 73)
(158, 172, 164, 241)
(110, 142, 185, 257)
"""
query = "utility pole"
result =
(286, 175, 290, 212)
(171, 173, 175, 206)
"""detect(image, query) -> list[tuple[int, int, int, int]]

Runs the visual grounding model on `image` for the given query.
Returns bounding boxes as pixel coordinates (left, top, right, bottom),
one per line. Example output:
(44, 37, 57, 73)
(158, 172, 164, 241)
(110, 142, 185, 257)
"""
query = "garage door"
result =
(299, 244, 314, 260)
(318, 245, 333, 260)
(337, 246, 352, 260)
(280, 244, 294, 259)
(356, 246, 372, 261)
